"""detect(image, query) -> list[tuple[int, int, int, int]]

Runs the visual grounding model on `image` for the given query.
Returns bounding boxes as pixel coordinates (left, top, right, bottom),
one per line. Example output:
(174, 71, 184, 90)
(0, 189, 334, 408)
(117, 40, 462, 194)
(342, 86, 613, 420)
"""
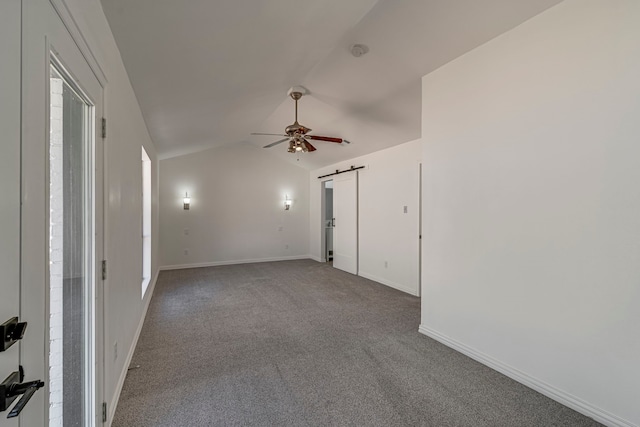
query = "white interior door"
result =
(333, 172, 358, 275)
(21, 1, 105, 425)
(0, 1, 22, 425)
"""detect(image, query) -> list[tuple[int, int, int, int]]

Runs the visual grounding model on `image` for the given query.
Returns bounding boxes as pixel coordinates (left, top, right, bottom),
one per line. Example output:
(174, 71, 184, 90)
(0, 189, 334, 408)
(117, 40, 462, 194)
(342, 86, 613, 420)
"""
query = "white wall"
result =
(310, 139, 421, 295)
(160, 144, 310, 268)
(420, 1, 640, 426)
(44, 0, 161, 423)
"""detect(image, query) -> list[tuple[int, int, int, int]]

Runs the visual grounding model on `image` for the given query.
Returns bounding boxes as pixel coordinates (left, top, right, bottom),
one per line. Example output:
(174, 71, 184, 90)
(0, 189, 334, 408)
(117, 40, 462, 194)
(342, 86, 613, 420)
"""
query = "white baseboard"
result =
(358, 270, 419, 296)
(309, 255, 323, 263)
(418, 325, 636, 427)
(107, 268, 159, 426)
(159, 255, 312, 270)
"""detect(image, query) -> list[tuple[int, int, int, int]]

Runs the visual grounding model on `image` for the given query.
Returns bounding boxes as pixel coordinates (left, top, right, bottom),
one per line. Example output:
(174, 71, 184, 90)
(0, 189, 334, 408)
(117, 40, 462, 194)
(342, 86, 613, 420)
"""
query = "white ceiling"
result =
(100, 0, 563, 169)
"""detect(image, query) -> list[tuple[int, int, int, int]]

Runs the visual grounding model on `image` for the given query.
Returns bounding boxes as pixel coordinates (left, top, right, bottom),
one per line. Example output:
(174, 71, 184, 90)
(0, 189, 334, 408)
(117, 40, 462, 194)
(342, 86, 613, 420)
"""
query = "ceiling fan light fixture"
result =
(287, 140, 296, 153)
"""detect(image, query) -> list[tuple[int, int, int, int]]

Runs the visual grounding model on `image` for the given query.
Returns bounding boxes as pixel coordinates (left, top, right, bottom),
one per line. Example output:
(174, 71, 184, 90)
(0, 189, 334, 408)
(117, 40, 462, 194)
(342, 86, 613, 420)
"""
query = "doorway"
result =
(48, 60, 98, 427)
(322, 180, 334, 263)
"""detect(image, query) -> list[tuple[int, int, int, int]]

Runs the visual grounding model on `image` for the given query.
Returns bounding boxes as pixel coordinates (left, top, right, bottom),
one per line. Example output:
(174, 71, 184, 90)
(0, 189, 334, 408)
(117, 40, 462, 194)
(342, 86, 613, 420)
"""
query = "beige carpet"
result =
(113, 259, 601, 427)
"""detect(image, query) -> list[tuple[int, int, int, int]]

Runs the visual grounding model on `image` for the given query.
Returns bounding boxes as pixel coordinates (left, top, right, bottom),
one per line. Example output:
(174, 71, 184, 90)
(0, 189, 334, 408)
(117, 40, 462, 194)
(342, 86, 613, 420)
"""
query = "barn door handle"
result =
(331, 218, 335, 227)
(1, 367, 44, 418)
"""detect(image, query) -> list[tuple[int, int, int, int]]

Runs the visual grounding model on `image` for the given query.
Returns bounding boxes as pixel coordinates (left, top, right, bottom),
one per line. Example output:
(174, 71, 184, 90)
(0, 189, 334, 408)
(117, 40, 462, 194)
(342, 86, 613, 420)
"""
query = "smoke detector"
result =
(350, 44, 369, 58)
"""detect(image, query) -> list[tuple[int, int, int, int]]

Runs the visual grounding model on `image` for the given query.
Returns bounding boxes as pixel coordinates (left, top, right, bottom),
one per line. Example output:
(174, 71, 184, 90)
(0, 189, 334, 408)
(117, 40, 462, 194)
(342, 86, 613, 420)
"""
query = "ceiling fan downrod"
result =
(290, 91, 302, 123)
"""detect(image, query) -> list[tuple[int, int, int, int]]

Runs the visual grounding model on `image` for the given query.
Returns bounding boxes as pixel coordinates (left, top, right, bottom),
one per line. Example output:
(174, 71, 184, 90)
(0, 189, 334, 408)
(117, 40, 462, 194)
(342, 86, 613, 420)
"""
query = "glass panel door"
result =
(49, 62, 95, 427)
(0, 1, 21, 425)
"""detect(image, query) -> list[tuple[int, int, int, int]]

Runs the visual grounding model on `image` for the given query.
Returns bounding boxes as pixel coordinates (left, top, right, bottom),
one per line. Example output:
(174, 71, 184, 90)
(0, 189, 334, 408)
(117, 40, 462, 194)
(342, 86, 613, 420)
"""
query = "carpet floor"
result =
(112, 259, 601, 427)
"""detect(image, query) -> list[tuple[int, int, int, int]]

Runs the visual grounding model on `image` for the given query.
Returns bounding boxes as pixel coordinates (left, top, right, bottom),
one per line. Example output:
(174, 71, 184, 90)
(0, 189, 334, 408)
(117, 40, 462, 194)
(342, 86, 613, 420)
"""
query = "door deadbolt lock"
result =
(1, 317, 27, 352)
(1, 367, 44, 418)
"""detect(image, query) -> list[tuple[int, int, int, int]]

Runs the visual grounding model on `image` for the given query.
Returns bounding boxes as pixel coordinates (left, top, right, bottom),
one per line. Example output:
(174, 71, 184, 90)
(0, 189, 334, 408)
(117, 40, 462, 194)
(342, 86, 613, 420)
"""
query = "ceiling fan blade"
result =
(252, 132, 288, 137)
(307, 135, 344, 144)
(303, 141, 317, 152)
(263, 138, 289, 148)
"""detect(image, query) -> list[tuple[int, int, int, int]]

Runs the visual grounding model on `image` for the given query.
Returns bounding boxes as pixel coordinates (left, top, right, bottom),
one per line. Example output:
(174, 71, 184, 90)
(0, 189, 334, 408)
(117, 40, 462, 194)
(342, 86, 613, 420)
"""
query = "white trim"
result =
(160, 255, 312, 271)
(358, 271, 418, 296)
(309, 255, 323, 263)
(106, 269, 159, 426)
(49, 0, 108, 87)
(418, 325, 636, 427)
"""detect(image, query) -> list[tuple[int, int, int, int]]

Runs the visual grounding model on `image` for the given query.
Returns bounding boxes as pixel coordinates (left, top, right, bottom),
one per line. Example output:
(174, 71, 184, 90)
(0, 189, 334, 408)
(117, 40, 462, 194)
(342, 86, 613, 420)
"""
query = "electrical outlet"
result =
(403, 206, 408, 214)
(285, 244, 289, 250)
(183, 228, 189, 235)
(384, 261, 388, 268)
(184, 249, 189, 256)
(114, 342, 118, 361)
(278, 226, 283, 232)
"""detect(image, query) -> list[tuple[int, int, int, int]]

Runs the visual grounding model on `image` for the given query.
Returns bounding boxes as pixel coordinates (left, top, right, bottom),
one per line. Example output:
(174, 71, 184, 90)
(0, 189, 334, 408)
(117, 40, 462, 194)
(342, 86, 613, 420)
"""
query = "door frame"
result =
(21, 0, 106, 424)
(319, 179, 333, 263)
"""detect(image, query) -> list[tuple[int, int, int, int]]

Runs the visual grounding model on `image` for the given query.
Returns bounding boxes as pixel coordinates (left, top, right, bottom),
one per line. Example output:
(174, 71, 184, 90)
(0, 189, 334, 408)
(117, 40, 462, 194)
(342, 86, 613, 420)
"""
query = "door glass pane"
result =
(49, 64, 93, 427)
(141, 147, 151, 296)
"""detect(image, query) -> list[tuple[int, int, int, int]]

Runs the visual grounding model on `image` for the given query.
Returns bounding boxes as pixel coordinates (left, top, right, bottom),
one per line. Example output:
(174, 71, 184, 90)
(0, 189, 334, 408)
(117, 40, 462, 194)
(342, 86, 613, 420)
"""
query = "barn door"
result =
(332, 172, 358, 275)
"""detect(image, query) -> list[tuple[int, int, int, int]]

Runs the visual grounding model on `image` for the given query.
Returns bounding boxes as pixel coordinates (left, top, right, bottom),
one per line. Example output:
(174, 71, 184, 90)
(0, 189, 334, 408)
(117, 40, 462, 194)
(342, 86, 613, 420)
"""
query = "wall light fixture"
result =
(183, 192, 191, 210)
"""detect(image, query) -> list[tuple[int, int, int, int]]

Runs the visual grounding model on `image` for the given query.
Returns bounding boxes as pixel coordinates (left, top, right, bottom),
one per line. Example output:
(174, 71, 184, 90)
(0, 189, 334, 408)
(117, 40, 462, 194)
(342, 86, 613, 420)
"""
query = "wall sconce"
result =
(183, 192, 191, 210)
(284, 195, 292, 210)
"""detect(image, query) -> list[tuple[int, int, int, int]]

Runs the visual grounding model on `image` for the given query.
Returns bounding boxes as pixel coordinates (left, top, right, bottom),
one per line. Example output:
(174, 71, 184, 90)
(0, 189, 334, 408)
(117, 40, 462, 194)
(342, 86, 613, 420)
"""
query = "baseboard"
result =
(418, 325, 636, 427)
(159, 255, 311, 271)
(358, 270, 419, 296)
(107, 268, 159, 426)
(309, 255, 323, 263)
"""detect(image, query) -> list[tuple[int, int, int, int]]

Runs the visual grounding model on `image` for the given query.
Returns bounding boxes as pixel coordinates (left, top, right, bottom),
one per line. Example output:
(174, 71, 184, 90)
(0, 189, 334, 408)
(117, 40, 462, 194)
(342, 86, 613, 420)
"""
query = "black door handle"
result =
(1, 317, 28, 352)
(1, 367, 44, 418)
(7, 380, 44, 418)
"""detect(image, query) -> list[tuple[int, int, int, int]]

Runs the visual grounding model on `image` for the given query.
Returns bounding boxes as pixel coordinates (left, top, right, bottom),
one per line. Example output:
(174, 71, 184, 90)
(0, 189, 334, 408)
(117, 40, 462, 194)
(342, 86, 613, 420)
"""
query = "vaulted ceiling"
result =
(100, 0, 563, 169)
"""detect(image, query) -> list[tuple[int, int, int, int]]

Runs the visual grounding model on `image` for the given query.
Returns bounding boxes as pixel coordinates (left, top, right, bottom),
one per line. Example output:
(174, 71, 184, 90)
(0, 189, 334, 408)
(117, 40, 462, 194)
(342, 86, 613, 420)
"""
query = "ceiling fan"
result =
(251, 88, 350, 153)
